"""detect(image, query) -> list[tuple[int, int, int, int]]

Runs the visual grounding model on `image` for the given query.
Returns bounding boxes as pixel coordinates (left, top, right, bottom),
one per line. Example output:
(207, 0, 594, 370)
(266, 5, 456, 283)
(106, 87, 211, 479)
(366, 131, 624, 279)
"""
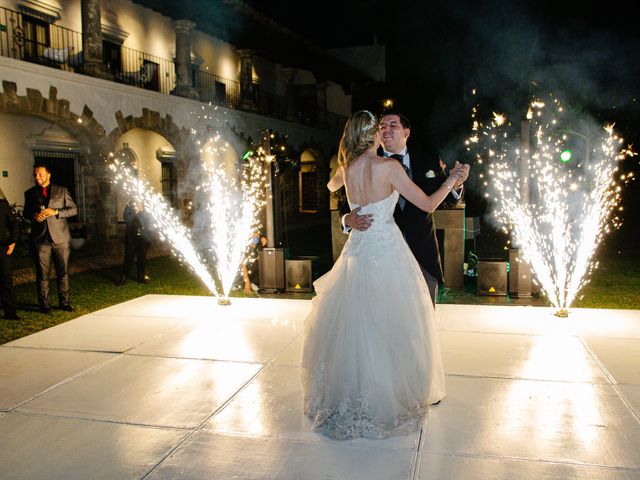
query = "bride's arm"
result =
(327, 165, 345, 192)
(390, 161, 468, 213)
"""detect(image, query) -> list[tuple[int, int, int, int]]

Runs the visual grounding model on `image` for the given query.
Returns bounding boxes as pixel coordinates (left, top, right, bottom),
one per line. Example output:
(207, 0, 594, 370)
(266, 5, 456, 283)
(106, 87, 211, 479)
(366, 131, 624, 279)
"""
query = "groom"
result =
(343, 111, 465, 305)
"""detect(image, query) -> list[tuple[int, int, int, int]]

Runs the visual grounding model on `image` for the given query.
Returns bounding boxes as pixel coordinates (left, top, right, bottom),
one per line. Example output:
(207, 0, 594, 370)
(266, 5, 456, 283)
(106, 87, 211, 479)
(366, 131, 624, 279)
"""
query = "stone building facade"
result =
(0, 0, 374, 259)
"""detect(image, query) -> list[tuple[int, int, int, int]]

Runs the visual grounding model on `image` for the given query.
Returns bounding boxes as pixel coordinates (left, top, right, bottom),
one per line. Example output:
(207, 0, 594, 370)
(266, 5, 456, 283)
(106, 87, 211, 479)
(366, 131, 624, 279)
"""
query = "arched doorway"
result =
(113, 128, 177, 212)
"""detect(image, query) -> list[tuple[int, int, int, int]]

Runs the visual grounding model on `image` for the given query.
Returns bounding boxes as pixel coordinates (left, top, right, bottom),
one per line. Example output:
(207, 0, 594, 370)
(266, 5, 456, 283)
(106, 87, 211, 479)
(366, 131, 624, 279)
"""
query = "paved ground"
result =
(1, 296, 639, 479)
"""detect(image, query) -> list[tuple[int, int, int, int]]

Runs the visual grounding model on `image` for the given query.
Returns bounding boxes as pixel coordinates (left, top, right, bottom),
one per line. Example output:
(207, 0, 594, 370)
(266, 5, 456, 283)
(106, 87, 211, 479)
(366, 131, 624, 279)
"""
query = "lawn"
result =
(1, 256, 220, 344)
(1, 244, 639, 345)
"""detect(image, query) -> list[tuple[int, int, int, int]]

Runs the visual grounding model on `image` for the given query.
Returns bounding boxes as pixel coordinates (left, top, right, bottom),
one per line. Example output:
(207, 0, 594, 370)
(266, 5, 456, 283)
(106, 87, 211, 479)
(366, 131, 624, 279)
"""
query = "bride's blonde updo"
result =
(337, 110, 378, 167)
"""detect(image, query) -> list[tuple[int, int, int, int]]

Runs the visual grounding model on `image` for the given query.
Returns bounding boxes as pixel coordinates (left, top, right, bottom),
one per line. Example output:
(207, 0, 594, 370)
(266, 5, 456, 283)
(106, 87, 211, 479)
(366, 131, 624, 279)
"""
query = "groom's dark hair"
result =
(380, 110, 411, 130)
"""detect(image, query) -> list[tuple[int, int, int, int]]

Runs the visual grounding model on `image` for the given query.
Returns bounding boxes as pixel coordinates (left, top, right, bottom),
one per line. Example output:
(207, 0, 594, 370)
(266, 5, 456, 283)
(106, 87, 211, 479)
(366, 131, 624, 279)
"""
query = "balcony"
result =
(0, 5, 342, 128)
(193, 68, 241, 110)
(0, 5, 177, 93)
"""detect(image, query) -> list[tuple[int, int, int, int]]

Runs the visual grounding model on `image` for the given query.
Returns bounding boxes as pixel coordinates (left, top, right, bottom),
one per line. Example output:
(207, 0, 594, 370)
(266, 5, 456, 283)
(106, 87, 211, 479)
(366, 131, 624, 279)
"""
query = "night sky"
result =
(249, 0, 640, 129)
(248, 0, 640, 248)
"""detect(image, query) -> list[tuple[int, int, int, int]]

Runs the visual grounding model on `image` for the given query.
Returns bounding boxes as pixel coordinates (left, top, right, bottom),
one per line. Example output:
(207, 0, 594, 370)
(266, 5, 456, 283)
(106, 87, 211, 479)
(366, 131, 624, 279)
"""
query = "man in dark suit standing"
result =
(0, 197, 20, 319)
(343, 112, 465, 305)
(118, 199, 151, 285)
(23, 164, 77, 313)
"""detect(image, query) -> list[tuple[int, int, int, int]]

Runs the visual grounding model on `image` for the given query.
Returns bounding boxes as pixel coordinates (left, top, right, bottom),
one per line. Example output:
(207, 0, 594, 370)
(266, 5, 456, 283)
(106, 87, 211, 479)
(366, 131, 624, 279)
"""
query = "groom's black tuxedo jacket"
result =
(339, 147, 463, 283)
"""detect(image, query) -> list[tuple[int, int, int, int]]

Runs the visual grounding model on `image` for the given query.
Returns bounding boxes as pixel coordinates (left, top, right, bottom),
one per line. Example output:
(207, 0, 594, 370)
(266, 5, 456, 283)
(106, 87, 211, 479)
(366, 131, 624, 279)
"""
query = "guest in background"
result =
(0, 197, 20, 320)
(240, 231, 267, 293)
(118, 199, 151, 285)
(23, 164, 77, 314)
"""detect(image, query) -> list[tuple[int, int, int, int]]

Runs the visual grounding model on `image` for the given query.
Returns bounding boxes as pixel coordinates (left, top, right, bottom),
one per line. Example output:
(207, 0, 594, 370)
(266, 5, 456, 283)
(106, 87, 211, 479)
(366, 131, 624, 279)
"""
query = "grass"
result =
(572, 249, 640, 309)
(1, 256, 243, 345)
(439, 248, 640, 310)
(2, 244, 639, 345)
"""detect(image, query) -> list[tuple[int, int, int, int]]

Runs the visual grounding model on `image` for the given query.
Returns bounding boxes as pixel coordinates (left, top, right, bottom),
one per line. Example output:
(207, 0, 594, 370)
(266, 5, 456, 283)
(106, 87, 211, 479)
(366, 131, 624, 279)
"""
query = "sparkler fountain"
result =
(108, 126, 267, 305)
(196, 134, 267, 304)
(108, 157, 218, 297)
(467, 93, 635, 316)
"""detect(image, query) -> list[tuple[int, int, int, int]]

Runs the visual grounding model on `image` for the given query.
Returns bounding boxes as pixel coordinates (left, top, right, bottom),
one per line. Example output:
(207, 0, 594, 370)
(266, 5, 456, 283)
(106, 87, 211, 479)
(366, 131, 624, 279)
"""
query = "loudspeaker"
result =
(258, 248, 285, 291)
(477, 260, 508, 296)
(509, 248, 532, 298)
(285, 259, 313, 292)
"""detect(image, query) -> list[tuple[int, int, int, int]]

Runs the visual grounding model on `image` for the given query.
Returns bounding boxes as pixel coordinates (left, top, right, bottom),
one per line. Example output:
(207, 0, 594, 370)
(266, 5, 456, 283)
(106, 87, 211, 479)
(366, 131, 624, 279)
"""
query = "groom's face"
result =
(380, 115, 410, 153)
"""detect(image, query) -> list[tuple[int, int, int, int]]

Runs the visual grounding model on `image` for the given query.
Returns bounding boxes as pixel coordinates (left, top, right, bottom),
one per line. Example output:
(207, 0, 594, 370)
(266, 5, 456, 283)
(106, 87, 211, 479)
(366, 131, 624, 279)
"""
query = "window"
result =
(142, 59, 159, 91)
(299, 163, 317, 213)
(21, 14, 50, 62)
(102, 39, 122, 75)
(161, 162, 177, 208)
(214, 80, 227, 106)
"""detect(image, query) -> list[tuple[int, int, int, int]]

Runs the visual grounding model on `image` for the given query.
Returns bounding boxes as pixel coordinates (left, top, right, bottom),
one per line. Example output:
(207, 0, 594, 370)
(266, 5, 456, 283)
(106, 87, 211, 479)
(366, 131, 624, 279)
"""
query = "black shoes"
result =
(40, 306, 52, 314)
(117, 275, 127, 286)
(3, 310, 20, 320)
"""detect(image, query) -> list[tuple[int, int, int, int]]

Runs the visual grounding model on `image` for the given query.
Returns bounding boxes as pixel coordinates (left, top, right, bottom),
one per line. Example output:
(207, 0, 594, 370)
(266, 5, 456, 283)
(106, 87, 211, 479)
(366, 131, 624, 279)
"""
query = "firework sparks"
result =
(109, 131, 268, 301)
(468, 94, 635, 312)
(197, 134, 267, 299)
(108, 156, 219, 296)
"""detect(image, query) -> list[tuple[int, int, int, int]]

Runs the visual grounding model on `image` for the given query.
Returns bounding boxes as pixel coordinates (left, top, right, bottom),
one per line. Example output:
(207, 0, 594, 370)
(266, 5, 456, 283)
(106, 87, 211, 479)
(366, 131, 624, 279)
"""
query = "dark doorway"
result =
(33, 151, 78, 205)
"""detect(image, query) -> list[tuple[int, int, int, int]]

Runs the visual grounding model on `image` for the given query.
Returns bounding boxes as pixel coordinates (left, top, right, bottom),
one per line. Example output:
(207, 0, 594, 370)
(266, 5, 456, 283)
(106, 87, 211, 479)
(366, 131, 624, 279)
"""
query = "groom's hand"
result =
(344, 207, 373, 232)
(452, 161, 470, 189)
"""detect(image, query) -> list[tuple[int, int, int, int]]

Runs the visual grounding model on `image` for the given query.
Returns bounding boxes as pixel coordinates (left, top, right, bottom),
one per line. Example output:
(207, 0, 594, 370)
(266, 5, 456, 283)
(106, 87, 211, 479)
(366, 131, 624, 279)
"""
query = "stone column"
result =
(80, 0, 111, 79)
(281, 67, 297, 122)
(238, 49, 257, 111)
(173, 20, 199, 100)
(315, 80, 328, 127)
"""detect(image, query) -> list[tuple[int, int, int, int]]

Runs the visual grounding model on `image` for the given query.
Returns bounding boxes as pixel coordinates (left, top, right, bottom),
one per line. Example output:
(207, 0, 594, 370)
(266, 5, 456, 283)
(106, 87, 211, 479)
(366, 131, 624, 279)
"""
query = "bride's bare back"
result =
(328, 148, 465, 214)
(343, 151, 395, 207)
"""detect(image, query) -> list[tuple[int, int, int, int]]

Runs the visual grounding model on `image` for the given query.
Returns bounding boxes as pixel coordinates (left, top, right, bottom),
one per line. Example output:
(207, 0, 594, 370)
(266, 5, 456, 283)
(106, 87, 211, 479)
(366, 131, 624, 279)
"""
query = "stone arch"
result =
(0, 81, 111, 155)
(0, 81, 116, 251)
(108, 108, 197, 222)
(109, 108, 193, 166)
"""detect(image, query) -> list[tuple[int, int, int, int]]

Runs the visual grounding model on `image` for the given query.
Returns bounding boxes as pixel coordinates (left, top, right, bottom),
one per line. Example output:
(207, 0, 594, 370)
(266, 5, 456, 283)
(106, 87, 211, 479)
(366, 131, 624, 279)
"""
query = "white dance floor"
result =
(1, 295, 640, 479)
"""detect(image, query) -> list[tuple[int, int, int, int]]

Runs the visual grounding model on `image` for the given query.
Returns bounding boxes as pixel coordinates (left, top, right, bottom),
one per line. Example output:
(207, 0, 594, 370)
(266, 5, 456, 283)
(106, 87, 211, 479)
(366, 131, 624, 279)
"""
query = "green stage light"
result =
(560, 149, 572, 163)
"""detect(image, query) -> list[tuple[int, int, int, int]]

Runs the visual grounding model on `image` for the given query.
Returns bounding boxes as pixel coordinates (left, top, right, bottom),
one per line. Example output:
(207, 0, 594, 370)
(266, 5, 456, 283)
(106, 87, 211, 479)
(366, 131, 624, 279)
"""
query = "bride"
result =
(301, 110, 469, 440)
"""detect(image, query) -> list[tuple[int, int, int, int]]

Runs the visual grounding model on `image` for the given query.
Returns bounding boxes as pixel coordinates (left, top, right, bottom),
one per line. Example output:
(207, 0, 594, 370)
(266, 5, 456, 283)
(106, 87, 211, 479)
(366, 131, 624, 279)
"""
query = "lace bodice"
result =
(348, 190, 398, 226)
(344, 190, 401, 257)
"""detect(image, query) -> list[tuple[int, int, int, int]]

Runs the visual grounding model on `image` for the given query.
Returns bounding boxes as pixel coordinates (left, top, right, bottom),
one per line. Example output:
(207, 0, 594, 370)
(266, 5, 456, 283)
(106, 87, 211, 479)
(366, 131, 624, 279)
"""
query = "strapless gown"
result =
(301, 190, 446, 440)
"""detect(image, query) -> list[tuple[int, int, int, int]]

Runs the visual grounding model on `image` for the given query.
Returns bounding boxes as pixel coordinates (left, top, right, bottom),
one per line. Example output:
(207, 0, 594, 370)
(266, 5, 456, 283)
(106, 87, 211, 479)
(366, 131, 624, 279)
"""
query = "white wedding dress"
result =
(301, 190, 446, 440)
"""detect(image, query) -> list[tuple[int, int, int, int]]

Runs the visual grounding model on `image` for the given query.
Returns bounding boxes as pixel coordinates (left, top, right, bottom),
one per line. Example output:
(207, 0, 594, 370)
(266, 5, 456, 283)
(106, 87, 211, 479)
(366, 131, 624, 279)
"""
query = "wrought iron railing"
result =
(0, 6, 82, 73)
(0, 5, 177, 93)
(0, 5, 334, 130)
(193, 69, 240, 109)
(111, 43, 175, 94)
